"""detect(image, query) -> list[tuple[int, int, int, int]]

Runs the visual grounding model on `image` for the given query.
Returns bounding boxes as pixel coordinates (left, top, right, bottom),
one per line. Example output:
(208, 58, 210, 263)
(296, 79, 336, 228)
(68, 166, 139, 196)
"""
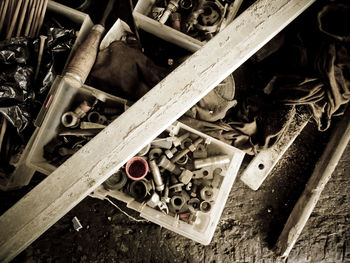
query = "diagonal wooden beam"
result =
(0, 0, 316, 261)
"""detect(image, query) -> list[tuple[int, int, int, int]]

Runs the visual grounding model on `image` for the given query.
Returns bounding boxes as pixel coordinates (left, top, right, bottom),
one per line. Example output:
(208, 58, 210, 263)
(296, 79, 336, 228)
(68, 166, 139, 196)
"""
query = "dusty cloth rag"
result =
(270, 44, 350, 131)
(272, 2, 350, 131)
(181, 96, 295, 155)
(183, 3, 350, 154)
(90, 41, 167, 101)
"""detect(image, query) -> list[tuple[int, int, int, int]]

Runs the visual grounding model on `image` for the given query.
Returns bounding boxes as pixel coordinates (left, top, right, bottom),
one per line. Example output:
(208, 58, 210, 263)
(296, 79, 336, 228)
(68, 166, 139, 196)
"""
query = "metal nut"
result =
(178, 169, 193, 185)
(200, 186, 215, 202)
(200, 201, 212, 213)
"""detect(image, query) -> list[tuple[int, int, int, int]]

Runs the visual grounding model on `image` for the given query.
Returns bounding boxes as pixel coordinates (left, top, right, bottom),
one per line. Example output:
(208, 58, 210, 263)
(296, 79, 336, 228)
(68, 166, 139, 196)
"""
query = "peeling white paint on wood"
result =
(0, 0, 316, 261)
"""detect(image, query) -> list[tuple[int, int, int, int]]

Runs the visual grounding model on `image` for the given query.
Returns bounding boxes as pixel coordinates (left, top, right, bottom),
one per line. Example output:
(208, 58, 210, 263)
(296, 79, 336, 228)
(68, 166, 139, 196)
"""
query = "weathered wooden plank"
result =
(275, 108, 350, 259)
(0, 0, 316, 261)
(240, 114, 310, 190)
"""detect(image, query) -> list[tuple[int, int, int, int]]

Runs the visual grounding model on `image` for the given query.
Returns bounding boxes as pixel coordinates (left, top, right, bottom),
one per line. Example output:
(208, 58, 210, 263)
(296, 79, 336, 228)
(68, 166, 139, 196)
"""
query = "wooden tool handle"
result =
(64, 24, 105, 84)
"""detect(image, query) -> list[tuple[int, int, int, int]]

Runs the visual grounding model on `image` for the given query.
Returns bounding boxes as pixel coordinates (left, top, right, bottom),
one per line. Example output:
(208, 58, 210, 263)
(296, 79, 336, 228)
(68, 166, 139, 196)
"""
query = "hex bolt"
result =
(200, 186, 215, 202)
(193, 155, 230, 169)
(173, 132, 190, 147)
(149, 159, 165, 192)
(157, 155, 181, 175)
(165, 147, 178, 159)
(172, 137, 204, 163)
(159, 0, 179, 24)
(200, 201, 212, 213)
(190, 183, 198, 198)
(212, 171, 223, 188)
(75, 101, 92, 118)
(178, 169, 193, 185)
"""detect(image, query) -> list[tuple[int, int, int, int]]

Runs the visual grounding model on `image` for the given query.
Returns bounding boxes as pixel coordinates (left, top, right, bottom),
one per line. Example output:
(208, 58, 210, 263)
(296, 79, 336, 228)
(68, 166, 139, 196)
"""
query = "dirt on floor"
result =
(1, 0, 349, 262)
(2, 120, 348, 263)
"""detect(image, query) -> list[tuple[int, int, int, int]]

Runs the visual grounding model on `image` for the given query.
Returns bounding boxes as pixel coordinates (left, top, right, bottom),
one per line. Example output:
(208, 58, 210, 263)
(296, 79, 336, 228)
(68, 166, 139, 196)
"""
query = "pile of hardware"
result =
(103, 128, 231, 224)
(149, 0, 242, 41)
(43, 99, 123, 166)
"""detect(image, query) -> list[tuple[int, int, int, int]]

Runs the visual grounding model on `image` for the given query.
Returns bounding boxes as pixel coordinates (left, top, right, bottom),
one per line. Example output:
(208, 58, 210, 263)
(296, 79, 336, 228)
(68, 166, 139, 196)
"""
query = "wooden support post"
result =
(0, 0, 316, 262)
(275, 108, 350, 258)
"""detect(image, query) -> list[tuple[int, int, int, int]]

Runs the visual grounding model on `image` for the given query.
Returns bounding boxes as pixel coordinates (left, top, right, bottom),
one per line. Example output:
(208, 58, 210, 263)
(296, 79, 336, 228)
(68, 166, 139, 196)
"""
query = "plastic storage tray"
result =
(92, 121, 245, 245)
(27, 76, 130, 175)
(133, 0, 204, 52)
(0, 1, 93, 190)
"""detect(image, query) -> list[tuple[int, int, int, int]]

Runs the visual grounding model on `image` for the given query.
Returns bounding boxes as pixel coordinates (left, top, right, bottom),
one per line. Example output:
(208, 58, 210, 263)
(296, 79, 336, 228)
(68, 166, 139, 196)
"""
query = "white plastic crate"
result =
(0, 1, 94, 190)
(133, 0, 204, 52)
(27, 76, 130, 175)
(92, 121, 245, 245)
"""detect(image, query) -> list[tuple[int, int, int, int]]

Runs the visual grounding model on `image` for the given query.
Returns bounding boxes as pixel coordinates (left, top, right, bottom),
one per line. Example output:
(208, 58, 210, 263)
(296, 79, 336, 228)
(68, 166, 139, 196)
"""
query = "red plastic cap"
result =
(125, 156, 149, 180)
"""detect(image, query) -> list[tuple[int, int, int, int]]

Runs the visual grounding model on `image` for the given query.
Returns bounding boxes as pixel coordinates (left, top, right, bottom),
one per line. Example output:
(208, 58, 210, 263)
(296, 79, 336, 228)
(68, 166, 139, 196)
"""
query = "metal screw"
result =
(172, 137, 203, 163)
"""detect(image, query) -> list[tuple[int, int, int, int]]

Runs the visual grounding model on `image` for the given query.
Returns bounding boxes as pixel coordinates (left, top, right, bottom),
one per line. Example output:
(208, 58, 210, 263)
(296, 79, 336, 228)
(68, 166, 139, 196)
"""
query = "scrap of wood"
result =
(0, 0, 10, 35)
(15, 0, 30, 37)
(240, 112, 310, 190)
(5, 0, 23, 39)
(275, 108, 350, 258)
(0, 0, 316, 262)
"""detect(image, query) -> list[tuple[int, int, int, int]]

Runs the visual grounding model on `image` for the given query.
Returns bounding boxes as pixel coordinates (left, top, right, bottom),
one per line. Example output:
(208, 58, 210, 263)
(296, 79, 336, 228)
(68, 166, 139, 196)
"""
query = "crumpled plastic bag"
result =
(0, 28, 76, 134)
(37, 27, 76, 95)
